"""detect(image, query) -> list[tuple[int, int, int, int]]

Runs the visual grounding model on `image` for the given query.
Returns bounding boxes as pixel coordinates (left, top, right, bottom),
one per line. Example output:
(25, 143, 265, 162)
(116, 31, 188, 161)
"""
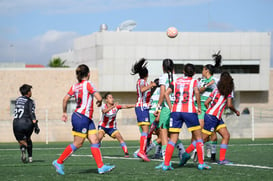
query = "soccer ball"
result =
(167, 27, 178, 38)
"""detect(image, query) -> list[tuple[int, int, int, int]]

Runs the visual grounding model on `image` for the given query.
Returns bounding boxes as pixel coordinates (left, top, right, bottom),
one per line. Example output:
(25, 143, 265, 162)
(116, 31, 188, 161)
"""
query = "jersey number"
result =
(14, 108, 24, 119)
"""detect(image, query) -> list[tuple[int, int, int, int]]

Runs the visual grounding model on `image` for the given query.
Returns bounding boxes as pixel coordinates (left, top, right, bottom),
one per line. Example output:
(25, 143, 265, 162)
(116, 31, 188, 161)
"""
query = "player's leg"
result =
(162, 132, 178, 171)
(175, 139, 185, 160)
(217, 126, 232, 165)
(113, 131, 129, 157)
(210, 132, 218, 162)
(97, 126, 106, 144)
(26, 138, 33, 163)
(88, 127, 115, 174)
(13, 120, 28, 163)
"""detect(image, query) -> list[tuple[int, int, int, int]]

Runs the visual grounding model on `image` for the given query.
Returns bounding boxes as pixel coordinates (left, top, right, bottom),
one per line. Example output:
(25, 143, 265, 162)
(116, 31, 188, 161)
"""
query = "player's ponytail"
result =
(131, 58, 148, 79)
(76, 64, 90, 83)
(217, 71, 234, 98)
(205, 50, 222, 75)
(162, 58, 174, 87)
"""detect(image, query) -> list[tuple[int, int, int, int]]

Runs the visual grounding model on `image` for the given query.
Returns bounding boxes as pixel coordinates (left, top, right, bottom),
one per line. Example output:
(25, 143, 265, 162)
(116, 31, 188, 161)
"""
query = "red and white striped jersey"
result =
(206, 89, 233, 119)
(172, 76, 198, 113)
(135, 79, 151, 108)
(67, 80, 97, 119)
(98, 104, 122, 128)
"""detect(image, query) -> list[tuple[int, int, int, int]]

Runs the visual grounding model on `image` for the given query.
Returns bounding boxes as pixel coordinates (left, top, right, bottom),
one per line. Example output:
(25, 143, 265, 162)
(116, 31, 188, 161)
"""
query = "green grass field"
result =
(0, 139, 273, 181)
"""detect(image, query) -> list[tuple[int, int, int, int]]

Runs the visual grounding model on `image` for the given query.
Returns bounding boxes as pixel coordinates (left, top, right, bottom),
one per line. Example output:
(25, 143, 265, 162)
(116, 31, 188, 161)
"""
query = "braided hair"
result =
(162, 58, 174, 87)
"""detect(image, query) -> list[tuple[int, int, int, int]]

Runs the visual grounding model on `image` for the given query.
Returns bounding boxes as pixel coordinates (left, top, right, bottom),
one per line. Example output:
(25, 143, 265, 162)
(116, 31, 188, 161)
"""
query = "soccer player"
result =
(131, 58, 156, 162)
(202, 71, 240, 165)
(163, 63, 211, 170)
(13, 84, 40, 163)
(98, 92, 134, 157)
(52, 64, 115, 175)
(194, 52, 222, 162)
(154, 59, 185, 168)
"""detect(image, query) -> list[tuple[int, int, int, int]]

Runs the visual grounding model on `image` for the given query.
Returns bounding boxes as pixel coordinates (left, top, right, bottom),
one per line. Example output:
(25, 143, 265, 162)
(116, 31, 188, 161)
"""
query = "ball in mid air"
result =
(167, 27, 178, 38)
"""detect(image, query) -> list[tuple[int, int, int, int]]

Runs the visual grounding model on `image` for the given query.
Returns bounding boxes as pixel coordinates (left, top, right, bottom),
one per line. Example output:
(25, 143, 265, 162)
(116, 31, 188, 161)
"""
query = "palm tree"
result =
(48, 57, 69, 67)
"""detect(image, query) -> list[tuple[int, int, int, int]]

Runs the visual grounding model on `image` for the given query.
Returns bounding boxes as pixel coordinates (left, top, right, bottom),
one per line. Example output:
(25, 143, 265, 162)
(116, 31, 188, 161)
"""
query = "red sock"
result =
(139, 134, 147, 154)
(57, 144, 73, 164)
(91, 145, 104, 168)
(219, 148, 227, 161)
(185, 143, 195, 154)
(121, 142, 128, 153)
(164, 143, 175, 166)
(196, 142, 204, 164)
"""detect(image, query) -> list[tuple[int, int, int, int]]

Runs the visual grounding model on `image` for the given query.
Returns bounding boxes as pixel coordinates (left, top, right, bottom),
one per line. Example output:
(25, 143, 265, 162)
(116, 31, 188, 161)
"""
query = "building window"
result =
(174, 64, 259, 74)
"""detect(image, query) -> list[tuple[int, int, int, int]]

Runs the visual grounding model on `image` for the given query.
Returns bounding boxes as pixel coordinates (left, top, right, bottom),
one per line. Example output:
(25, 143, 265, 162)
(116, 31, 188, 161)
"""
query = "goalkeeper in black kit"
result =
(13, 84, 40, 163)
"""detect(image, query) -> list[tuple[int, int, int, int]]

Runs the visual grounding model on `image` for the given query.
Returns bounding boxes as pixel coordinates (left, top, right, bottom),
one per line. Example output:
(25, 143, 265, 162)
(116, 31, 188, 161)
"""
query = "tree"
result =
(48, 57, 69, 67)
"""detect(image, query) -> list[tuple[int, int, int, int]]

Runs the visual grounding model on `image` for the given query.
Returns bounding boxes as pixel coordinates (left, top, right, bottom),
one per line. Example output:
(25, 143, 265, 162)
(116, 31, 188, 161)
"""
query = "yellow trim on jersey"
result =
(169, 128, 181, 133)
(111, 130, 119, 138)
(216, 124, 226, 131)
(72, 131, 87, 138)
(88, 129, 98, 135)
(138, 122, 151, 126)
(188, 125, 201, 132)
(202, 129, 212, 135)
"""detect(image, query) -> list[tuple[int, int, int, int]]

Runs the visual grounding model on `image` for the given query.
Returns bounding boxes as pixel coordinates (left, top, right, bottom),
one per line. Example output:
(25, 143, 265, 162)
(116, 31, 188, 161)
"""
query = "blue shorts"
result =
(135, 107, 150, 126)
(71, 112, 97, 138)
(202, 114, 226, 135)
(98, 126, 119, 138)
(169, 112, 201, 133)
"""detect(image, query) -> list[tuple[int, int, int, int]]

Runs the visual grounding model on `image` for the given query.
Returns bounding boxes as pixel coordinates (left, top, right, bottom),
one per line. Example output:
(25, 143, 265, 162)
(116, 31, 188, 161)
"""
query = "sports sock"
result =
(176, 140, 185, 154)
(26, 139, 33, 157)
(91, 143, 104, 168)
(139, 132, 148, 154)
(155, 144, 162, 156)
(185, 140, 196, 154)
(146, 140, 157, 154)
(120, 142, 128, 153)
(219, 144, 228, 161)
(196, 139, 204, 164)
(164, 141, 175, 166)
(211, 141, 217, 154)
(162, 144, 167, 160)
(57, 144, 77, 164)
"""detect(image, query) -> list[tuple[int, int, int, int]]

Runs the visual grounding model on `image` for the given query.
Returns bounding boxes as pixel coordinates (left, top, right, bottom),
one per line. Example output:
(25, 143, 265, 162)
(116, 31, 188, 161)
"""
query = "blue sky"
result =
(0, 0, 273, 66)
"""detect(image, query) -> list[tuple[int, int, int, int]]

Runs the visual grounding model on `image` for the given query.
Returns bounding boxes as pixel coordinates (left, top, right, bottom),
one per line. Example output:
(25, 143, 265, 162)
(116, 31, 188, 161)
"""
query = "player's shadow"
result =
(78, 169, 99, 174)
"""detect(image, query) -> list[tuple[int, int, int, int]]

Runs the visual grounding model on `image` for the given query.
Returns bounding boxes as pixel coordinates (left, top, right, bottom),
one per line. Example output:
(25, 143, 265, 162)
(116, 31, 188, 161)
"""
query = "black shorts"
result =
(13, 119, 34, 141)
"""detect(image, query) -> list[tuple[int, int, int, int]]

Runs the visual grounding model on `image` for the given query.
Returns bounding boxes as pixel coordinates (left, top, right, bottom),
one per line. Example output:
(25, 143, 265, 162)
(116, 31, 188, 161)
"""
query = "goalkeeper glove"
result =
(34, 120, 40, 134)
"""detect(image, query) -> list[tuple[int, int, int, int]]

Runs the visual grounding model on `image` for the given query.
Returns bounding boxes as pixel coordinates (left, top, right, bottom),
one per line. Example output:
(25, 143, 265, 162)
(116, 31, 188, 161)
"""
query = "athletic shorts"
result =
(198, 103, 207, 120)
(71, 112, 97, 138)
(98, 126, 119, 138)
(202, 114, 226, 135)
(159, 107, 171, 129)
(13, 119, 33, 141)
(169, 112, 201, 133)
(135, 107, 150, 126)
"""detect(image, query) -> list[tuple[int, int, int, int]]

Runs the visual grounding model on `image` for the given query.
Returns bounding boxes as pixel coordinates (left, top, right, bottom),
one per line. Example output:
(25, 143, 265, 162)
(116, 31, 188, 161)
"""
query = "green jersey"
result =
(199, 76, 218, 102)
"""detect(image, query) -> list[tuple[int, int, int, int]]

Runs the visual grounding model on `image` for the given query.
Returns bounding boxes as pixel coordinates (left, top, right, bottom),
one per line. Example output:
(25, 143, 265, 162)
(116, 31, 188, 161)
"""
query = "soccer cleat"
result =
(179, 152, 191, 166)
(98, 164, 115, 174)
(218, 159, 233, 165)
(198, 163, 211, 170)
(28, 157, 33, 163)
(21, 147, 27, 163)
(155, 162, 164, 169)
(124, 152, 130, 158)
(137, 152, 150, 162)
(52, 160, 65, 175)
(162, 163, 174, 171)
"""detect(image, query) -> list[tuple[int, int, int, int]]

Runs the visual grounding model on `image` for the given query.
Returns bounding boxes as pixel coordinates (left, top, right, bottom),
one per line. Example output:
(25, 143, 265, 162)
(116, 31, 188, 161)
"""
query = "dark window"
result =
(174, 64, 259, 74)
